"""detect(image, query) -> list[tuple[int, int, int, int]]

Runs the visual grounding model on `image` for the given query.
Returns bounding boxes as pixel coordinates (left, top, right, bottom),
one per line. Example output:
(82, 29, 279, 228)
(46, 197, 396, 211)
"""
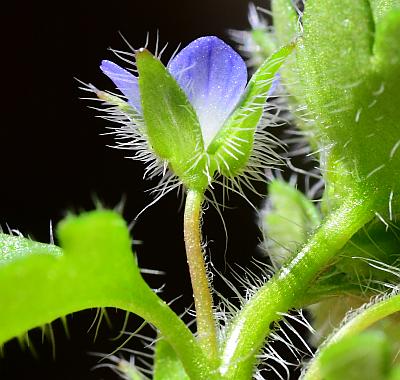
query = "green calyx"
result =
(207, 43, 294, 178)
(135, 49, 209, 192)
(103, 45, 293, 193)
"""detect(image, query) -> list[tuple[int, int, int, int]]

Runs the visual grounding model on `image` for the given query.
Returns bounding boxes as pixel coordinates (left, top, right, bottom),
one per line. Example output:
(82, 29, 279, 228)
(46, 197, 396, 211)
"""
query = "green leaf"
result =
(0, 234, 62, 265)
(297, 1, 400, 212)
(207, 43, 294, 177)
(319, 331, 391, 380)
(388, 366, 400, 380)
(136, 49, 208, 192)
(0, 211, 153, 343)
(261, 179, 320, 267)
(335, 216, 400, 282)
(154, 338, 190, 380)
(0, 211, 212, 380)
(370, 0, 400, 23)
(304, 291, 400, 380)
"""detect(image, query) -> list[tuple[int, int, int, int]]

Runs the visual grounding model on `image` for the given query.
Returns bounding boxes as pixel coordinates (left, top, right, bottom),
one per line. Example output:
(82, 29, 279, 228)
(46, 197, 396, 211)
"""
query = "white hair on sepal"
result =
(78, 79, 190, 219)
(88, 35, 293, 222)
(213, 95, 290, 202)
(186, 90, 289, 213)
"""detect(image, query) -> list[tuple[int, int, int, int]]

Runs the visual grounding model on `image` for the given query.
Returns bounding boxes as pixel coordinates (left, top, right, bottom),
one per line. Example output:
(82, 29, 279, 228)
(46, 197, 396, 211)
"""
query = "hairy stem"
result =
(303, 290, 400, 380)
(184, 189, 218, 364)
(114, 294, 214, 379)
(219, 194, 377, 379)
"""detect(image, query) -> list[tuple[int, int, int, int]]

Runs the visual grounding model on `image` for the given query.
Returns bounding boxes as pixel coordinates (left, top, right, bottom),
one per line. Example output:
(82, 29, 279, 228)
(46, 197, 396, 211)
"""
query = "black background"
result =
(0, 1, 308, 379)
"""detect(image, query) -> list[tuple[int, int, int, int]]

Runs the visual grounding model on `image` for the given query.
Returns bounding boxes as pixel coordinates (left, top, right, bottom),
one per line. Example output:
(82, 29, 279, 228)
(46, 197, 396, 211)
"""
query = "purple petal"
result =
(168, 36, 247, 147)
(100, 60, 142, 113)
(268, 73, 281, 97)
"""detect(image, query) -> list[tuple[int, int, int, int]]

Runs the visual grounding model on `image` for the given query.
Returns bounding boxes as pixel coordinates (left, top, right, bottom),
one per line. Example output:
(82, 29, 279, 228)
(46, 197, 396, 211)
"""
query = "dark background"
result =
(0, 1, 309, 379)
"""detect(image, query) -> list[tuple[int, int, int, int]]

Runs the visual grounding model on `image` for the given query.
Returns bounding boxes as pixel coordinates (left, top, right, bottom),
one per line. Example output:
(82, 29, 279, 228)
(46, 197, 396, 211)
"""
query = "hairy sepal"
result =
(136, 49, 209, 192)
(97, 91, 143, 126)
(207, 43, 294, 177)
(298, 1, 400, 212)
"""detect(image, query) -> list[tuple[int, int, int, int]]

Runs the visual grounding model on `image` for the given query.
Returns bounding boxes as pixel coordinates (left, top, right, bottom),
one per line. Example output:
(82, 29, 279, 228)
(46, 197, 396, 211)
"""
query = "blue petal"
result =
(168, 36, 247, 147)
(100, 60, 142, 113)
(268, 73, 281, 97)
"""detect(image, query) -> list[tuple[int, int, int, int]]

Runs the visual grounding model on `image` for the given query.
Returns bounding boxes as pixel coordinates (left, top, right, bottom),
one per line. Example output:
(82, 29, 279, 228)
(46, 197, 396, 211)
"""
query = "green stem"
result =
(303, 290, 400, 380)
(184, 189, 218, 364)
(114, 292, 214, 379)
(219, 194, 377, 379)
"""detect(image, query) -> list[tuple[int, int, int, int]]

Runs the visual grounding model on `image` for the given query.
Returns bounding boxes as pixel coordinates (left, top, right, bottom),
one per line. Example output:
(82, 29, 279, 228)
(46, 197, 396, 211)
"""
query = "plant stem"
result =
(115, 291, 215, 380)
(303, 290, 400, 380)
(184, 189, 218, 364)
(219, 194, 377, 379)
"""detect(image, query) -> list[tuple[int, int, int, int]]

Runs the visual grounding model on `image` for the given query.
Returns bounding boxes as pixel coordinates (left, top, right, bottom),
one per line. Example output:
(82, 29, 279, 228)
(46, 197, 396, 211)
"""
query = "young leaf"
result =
(261, 179, 320, 267)
(304, 290, 400, 380)
(319, 331, 391, 380)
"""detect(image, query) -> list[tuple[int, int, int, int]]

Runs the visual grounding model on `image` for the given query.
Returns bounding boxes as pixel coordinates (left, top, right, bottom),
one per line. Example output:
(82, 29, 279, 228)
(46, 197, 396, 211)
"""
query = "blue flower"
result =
(95, 35, 291, 194)
(100, 36, 248, 149)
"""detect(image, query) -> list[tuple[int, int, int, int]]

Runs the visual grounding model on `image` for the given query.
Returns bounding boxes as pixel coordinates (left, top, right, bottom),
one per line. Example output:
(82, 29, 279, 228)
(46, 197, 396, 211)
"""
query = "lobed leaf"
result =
(0, 211, 212, 380)
(0, 211, 156, 343)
